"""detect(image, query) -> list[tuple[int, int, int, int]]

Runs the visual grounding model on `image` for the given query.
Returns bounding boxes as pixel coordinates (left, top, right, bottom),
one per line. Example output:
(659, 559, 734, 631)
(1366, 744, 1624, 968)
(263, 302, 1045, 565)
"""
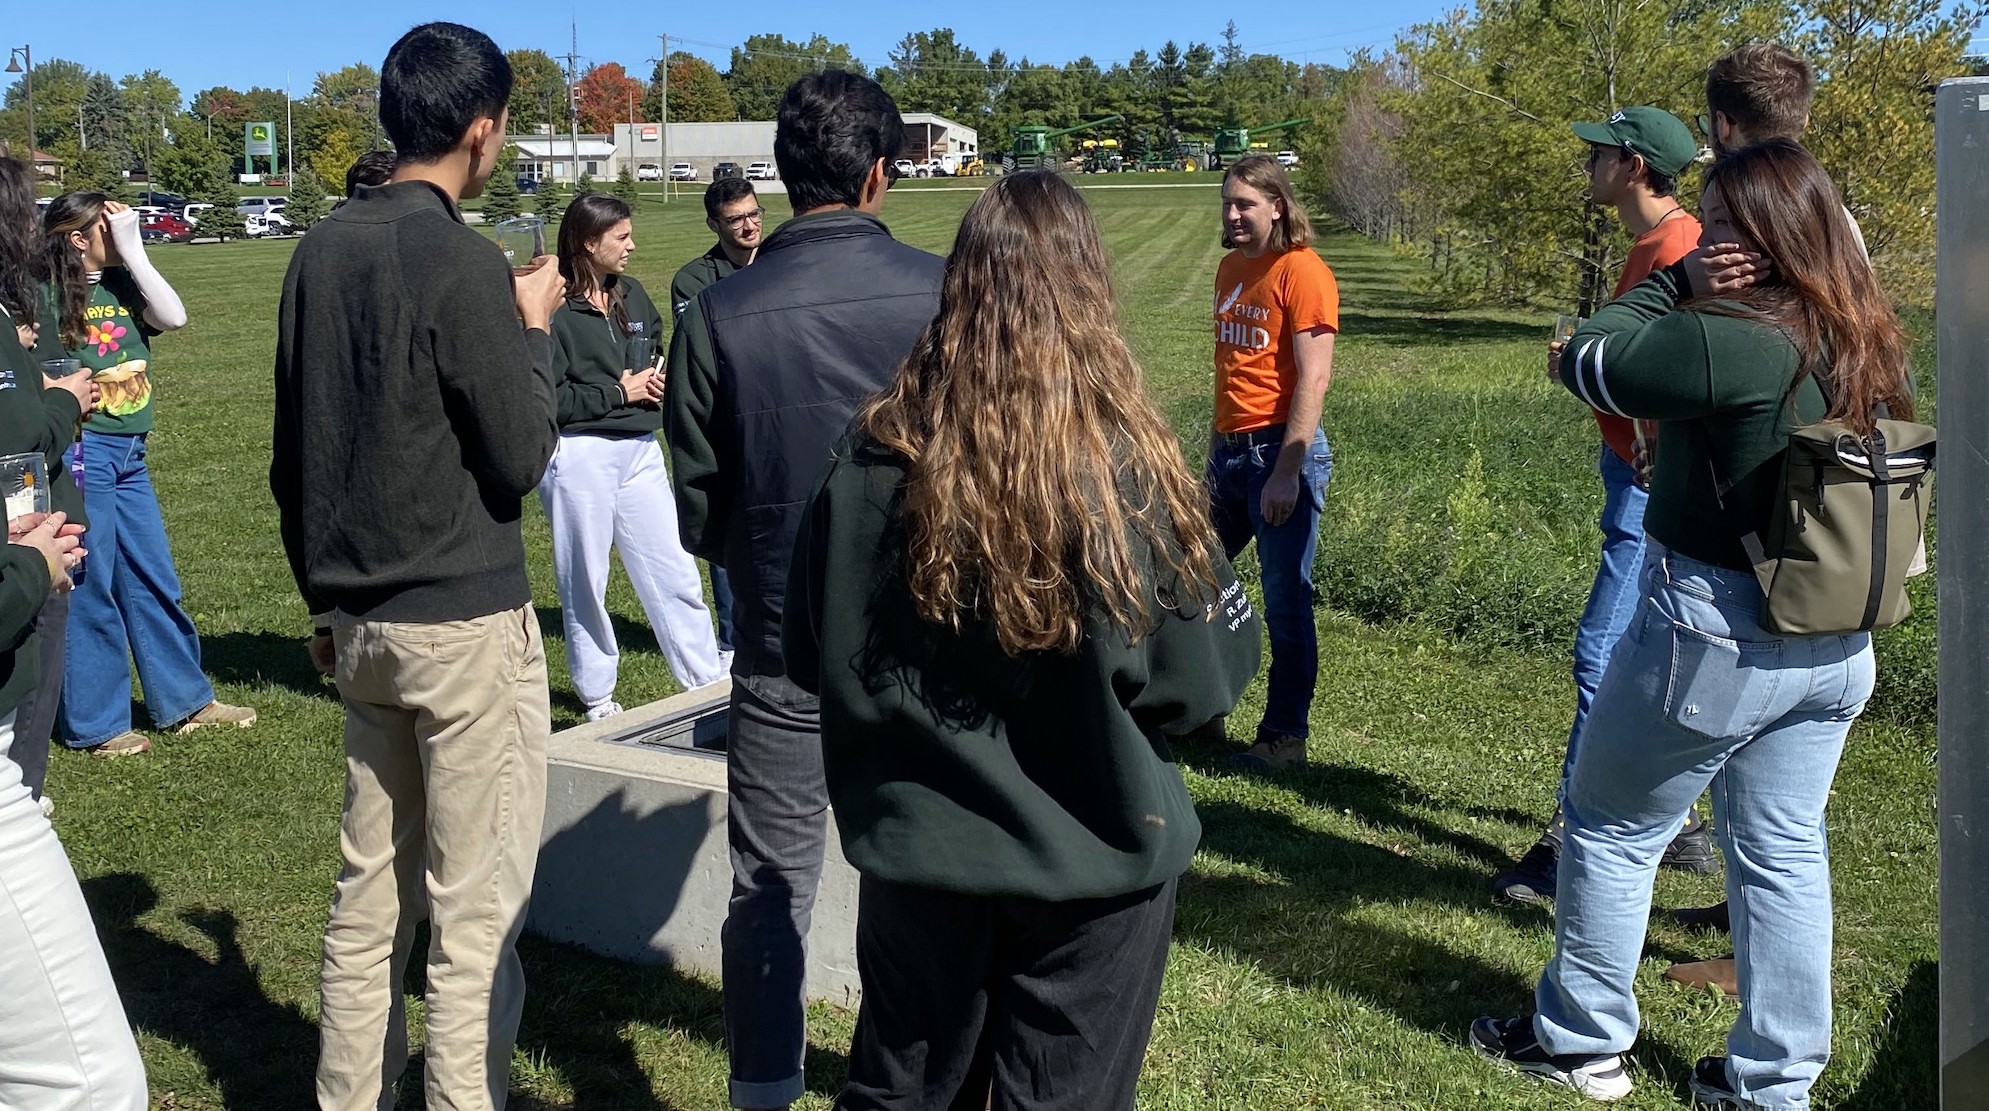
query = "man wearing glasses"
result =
(671, 178, 765, 320)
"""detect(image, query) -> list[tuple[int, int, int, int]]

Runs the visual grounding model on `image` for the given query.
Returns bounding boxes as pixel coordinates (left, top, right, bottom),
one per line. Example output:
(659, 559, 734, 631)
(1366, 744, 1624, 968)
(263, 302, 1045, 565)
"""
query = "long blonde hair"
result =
(858, 172, 1220, 656)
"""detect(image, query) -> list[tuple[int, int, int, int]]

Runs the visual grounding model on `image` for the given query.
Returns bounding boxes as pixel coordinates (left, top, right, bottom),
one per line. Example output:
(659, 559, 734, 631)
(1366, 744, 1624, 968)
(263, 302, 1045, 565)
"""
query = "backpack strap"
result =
(1700, 444, 1774, 571)
(1860, 402, 1893, 629)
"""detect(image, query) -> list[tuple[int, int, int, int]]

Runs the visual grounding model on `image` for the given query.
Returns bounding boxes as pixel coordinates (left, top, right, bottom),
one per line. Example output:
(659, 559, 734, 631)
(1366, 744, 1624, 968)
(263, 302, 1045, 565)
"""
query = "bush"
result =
(613, 165, 639, 204)
(484, 148, 523, 221)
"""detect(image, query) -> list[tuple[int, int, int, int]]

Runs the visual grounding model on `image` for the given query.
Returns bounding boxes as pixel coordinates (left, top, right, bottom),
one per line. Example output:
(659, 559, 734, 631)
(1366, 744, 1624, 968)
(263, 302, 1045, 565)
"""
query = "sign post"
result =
(1937, 75, 1989, 1110)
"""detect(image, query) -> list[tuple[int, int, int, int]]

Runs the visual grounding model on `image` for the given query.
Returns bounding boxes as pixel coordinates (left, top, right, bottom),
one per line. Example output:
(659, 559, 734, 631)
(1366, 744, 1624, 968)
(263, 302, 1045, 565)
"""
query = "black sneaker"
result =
(1493, 839, 1559, 906)
(1663, 900, 1732, 933)
(1469, 1014, 1633, 1101)
(1661, 821, 1722, 874)
(1688, 1056, 1746, 1108)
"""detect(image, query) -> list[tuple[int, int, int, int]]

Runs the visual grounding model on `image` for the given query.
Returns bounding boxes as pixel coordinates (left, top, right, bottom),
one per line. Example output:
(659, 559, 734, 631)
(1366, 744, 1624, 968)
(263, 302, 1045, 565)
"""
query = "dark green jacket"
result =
(0, 320, 66, 713)
(1559, 262, 1823, 571)
(784, 442, 1261, 900)
(668, 243, 739, 320)
(550, 276, 665, 435)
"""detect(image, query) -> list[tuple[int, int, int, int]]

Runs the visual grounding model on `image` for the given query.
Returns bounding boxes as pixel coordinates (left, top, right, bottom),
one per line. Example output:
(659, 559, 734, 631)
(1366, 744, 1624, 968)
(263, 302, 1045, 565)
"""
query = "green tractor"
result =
(1001, 114, 1125, 173)
(1080, 138, 1126, 173)
(1206, 118, 1310, 171)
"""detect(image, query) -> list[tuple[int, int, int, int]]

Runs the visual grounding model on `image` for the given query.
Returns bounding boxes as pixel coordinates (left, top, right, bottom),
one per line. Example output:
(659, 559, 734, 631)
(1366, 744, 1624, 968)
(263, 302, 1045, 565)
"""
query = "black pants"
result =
(837, 875, 1179, 1111)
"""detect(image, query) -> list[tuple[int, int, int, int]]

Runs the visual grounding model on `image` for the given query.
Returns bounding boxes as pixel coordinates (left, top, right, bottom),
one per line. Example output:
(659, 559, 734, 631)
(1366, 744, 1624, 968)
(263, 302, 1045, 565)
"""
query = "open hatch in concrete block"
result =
(528, 679, 862, 1007)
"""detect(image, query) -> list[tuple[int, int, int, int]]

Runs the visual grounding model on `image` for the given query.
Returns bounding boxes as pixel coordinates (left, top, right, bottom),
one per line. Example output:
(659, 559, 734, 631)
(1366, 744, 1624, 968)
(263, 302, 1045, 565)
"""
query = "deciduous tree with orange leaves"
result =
(577, 62, 646, 132)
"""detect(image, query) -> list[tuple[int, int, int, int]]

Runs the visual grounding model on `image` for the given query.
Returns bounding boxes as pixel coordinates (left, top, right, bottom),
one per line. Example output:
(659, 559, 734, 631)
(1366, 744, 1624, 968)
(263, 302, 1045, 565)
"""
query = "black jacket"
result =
(665, 209, 943, 676)
(270, 180, 558, 622)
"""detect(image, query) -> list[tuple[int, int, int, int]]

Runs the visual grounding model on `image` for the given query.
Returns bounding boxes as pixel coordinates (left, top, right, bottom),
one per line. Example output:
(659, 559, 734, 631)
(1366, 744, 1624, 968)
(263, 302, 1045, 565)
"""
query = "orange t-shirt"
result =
(1213, 247, 1340, 433)
(1595, 212, 1701, 461)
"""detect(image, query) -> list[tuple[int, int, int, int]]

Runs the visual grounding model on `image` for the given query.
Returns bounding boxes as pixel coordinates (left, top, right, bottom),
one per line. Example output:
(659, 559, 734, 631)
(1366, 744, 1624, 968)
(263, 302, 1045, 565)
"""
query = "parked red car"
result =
(140, 211, 194, 243)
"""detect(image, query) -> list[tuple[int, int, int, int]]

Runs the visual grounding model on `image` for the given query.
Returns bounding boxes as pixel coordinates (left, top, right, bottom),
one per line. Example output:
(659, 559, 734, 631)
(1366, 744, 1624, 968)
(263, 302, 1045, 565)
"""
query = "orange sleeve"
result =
(1281, 250, 1339, 334)
(1651, 217, 1700, 270)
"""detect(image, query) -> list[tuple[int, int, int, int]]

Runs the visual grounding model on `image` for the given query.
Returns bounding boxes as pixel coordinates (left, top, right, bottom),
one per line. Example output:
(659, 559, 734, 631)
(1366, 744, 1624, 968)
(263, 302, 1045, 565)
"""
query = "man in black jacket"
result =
(665, 70, 943, 1111)
(270, 22, 567, 1111)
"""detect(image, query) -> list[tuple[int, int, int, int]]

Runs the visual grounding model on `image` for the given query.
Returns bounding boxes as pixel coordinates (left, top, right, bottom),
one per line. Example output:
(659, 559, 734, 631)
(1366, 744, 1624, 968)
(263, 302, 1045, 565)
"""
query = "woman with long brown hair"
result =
(1472, 139, 1910, 1109)
(541, 192, 725, 720)
(35, 191, 253, 757)
(784, 171, 1260, 1111)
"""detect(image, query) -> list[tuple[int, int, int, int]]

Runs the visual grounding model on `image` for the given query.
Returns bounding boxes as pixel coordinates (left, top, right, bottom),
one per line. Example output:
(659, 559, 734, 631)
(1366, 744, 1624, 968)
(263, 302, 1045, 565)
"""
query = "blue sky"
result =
(4, 2, 1451, 105)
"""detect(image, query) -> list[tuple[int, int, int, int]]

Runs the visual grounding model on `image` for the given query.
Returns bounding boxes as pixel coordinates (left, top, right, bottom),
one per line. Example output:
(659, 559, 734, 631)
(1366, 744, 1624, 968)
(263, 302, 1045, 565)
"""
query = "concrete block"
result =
(527, 680, 861, 1007)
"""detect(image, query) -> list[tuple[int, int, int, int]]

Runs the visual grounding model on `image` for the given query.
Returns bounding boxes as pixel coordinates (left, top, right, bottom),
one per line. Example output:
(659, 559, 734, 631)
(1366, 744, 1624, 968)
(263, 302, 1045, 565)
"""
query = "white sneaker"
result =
(584, 701, 625, 723)
(37, 795, 55, 820)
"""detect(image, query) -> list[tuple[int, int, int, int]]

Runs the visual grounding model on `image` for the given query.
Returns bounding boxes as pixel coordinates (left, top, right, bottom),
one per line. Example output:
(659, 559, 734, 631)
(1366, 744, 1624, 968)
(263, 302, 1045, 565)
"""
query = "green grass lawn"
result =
(47, 184, 1934, 1110)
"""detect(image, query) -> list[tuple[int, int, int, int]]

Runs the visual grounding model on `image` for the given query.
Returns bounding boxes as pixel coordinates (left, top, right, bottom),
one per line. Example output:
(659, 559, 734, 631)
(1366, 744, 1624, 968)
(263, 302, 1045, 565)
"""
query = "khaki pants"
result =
(316, 607, 549, 1111)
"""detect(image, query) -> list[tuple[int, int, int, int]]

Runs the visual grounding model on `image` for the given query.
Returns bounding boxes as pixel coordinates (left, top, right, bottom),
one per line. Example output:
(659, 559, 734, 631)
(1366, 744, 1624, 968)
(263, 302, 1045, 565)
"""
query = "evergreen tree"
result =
(614, 165, 640, 204)
(534, 180, 569, 221)
(197, 193, 248, 243)
(484, 145, 523, 221)
(67, 146, 130, 199)
(286, 169, 329, 227)
(577, 171, 596, 195)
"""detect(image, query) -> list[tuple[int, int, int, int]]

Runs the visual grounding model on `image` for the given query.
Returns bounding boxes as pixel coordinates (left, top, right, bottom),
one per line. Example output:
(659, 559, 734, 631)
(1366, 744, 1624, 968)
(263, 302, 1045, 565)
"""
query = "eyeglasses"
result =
(719, 208, 764, 229)
(884, 160, 902, 189)
(1697, 114, 1713, 139)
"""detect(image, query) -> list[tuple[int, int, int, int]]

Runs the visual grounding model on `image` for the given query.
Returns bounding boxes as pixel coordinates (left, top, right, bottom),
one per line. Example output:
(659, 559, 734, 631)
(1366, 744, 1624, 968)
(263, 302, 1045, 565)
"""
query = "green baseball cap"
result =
(1572, 106, 1699, 177)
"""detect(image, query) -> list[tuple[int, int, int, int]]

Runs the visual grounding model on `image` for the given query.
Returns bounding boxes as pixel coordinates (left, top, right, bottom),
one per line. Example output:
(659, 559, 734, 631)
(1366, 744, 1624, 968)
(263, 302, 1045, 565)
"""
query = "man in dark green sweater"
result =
(270, 23, 567, 1111)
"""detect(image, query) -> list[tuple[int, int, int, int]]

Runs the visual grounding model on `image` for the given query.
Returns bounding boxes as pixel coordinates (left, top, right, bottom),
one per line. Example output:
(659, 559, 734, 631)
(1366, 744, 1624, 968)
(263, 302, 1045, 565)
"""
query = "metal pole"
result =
(286, 76, 294, 180)
(566, 22, 581, 187)
(19, 46, 33, 169)
(1938, 75, 1989, 1109)
(668, 32, 676, 205)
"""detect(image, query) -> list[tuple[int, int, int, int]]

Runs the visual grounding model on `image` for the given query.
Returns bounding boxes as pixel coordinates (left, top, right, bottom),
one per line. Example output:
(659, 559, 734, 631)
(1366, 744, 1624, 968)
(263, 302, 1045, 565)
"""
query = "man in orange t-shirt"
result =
(1207, 156, 1338, 772)
(1492, 107, 1709, 905)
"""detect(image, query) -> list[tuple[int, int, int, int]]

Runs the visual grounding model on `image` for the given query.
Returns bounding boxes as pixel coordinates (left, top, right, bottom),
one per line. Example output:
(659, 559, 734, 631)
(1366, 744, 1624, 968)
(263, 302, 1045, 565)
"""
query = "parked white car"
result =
(636, 164, 662, 181)
(668, 163, 697, 181)
(918, 158, 952, 178)
(1276, 150, 1299, 167)
(746, 161, 777, 180)
(237, 195, 287, 216)
(181, 202, 213, 226)
(893, 159, 918, 179)
(246, 211, 296, 237)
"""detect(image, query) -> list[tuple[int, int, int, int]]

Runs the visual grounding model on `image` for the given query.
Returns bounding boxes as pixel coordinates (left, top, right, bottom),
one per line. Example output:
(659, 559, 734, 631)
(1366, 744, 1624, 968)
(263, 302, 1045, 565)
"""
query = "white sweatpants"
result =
(0, 710, 149, 1110)
(540, 432, 727, 707)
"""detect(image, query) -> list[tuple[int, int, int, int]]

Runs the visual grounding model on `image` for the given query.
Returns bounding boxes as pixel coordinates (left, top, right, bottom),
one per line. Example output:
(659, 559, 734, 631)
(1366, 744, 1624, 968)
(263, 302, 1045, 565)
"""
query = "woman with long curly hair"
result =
(35, 191, 252, 757)
(784, 171, 1261, 1111)
(1472, 139, 1914, 1109)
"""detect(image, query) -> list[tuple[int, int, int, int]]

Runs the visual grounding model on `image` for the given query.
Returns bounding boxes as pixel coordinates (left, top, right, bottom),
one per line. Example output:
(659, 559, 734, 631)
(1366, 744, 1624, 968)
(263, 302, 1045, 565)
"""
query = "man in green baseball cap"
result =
(1490, 101, 1712, 910)
(1571, 106, 1701, 178)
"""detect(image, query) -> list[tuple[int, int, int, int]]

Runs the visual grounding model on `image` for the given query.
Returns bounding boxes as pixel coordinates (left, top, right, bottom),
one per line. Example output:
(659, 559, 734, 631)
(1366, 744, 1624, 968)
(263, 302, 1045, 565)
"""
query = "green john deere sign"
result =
(246, 122, 276, 157)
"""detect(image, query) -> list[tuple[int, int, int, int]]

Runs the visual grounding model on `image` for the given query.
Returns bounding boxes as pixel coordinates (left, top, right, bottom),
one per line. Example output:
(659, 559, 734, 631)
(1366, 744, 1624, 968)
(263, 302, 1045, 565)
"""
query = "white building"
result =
(511, 135, 619, 183)
(613, 122, 777, 181)
(901, 113, 979, 172)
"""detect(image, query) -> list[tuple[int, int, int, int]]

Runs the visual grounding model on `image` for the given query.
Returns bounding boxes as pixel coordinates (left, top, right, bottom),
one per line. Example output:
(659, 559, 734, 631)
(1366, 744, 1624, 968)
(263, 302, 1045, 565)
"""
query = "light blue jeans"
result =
(1535, 541, 1874, 1109)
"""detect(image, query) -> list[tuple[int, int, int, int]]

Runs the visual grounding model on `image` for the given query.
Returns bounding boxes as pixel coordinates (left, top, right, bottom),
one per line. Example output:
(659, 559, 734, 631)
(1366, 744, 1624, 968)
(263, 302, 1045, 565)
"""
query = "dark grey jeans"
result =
(12, 589, 69, 799)
(723, 671, 828, 1109)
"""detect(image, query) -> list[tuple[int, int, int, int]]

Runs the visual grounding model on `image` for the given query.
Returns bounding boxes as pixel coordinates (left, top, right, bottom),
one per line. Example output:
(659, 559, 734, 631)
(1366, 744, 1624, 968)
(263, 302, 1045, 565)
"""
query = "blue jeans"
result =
(1535, 542, 1873, 1109)
(1558, 447, 1650, 800)
(58, 432, 215, 748)
(1207, 426, 1331, 740)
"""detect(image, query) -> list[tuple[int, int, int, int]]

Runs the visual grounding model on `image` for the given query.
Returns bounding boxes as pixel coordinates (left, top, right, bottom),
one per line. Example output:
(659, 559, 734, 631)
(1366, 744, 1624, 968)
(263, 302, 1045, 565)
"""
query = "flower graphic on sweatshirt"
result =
(85, 321, 126, 357)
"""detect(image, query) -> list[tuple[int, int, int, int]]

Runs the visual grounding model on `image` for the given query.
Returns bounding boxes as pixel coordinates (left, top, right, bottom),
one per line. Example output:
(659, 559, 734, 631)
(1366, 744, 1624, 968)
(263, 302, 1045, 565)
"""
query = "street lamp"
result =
(5, 46, 32, 171)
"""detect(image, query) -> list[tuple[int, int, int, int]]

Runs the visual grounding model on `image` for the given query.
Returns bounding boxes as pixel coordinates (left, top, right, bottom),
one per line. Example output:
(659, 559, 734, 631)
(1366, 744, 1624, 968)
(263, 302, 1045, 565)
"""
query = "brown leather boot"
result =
(1663, 955, 1738, 999)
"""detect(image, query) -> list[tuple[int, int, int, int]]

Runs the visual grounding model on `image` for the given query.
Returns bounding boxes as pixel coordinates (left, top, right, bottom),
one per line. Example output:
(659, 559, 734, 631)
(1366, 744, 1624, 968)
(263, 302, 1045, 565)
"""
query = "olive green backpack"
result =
(1709, 401, 1935, 636)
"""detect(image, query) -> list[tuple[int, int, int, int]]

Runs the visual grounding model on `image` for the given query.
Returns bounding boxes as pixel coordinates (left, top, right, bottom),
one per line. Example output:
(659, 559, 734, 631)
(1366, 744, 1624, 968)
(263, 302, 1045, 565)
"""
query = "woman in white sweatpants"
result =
(543, 193, 727, 721)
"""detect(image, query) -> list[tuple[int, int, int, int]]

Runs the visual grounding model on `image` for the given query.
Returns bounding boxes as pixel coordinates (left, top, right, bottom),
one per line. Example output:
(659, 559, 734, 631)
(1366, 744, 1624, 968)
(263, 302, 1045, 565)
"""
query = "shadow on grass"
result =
(517, 786, 849, 1108)
(1338, 310, 1545, 349)
(1172, 780, 1698, 1088)
(1835, 959, 1936, 1109)
(85, 872, 319, 1110)
(202, 630, 337, 703)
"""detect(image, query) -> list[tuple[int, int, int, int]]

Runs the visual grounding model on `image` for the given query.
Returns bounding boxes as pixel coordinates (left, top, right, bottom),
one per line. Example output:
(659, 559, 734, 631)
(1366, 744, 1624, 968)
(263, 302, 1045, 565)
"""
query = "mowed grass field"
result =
(45, 180, 1934, 1110)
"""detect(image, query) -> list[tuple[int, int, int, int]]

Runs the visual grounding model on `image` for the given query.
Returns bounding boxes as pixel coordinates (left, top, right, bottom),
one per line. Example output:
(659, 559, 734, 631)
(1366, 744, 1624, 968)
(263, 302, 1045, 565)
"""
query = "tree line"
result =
(1305, 0, 1979, 308)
